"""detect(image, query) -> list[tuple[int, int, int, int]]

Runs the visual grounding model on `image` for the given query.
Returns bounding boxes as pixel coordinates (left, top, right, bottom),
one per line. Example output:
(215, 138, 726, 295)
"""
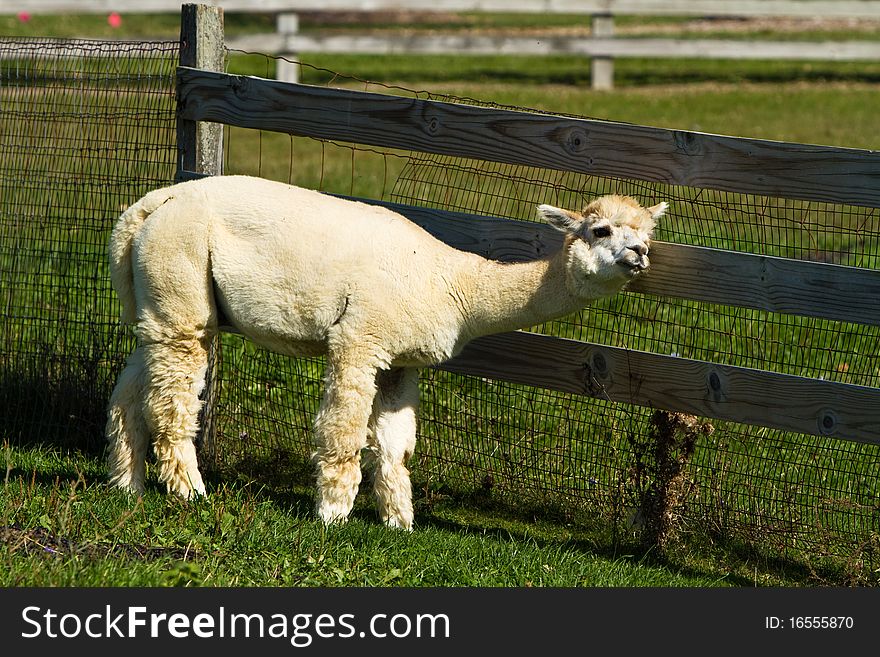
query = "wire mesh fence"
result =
(2, 39, 878, 583)
(0, 38, 178, 452)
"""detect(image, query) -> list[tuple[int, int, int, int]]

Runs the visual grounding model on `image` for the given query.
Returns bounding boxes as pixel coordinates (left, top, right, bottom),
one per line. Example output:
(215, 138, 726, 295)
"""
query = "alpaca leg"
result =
(140, 337, 210, 499)
(106, 347, 149, 494)
(368, 368, 419, 531)
(313, 354, 379, 525)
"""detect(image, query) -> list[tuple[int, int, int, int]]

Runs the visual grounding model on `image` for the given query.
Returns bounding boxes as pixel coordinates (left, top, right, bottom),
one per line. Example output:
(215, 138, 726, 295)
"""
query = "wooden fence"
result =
(11, 0, 880, 88)
(174, 4, 880, 452)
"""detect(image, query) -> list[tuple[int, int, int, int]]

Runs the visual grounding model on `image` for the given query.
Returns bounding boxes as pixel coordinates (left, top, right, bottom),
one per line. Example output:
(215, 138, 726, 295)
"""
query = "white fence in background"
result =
(9, 0, 880, 88)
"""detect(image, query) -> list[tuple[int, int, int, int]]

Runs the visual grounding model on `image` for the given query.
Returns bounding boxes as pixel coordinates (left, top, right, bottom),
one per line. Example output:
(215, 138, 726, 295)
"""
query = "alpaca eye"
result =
(592, 225, 612, 238)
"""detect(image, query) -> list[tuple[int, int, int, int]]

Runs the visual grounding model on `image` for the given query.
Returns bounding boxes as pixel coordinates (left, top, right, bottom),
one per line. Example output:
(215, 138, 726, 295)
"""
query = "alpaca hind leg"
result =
(313, 355, 379, 525)
(106, 347, 149, 494)
(367, 368, 419, 531)
(141, 337, 210, 499)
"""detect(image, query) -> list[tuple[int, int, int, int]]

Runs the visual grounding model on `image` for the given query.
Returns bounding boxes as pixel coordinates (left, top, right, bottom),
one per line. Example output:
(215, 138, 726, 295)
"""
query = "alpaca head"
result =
(538, 194, 667, 294)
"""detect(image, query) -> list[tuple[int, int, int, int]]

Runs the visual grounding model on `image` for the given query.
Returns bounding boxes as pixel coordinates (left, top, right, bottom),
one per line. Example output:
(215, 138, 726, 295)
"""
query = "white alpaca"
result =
(105, 174, 665, 530)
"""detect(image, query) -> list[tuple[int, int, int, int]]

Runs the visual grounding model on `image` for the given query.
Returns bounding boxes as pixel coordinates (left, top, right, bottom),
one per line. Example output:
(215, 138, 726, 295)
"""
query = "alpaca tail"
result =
(109, 187, 176, 323)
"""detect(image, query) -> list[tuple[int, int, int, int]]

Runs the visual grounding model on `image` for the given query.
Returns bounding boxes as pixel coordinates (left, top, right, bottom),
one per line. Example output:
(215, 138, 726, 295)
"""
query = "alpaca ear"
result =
(537, 204, 584, 234)
(647, 202, 669, 220)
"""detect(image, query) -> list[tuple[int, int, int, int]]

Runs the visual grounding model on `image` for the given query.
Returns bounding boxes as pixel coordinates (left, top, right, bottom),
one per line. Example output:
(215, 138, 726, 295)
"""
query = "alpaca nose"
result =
(628, 243, 648, 257)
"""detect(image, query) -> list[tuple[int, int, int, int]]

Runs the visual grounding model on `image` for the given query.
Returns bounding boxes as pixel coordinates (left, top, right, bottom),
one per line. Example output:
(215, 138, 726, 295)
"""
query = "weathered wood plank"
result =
(349, 196, 880, 328)
(629, 242, 880, 325)
(177, 68, 880, 209)
(212, 318, 880, 446)
(8, 33, 875, 64)
(439, 331, 880, 446)
(280, 34, 880, 61)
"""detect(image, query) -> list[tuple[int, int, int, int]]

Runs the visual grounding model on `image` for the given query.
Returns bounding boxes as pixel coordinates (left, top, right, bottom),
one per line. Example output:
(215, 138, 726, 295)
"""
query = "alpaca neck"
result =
(462, 250, 588, 339)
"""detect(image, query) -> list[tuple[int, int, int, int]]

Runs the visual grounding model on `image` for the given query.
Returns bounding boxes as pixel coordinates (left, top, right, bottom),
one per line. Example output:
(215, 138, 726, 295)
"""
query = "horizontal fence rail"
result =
(255, 34, 880, 62)
(207, 319, 880, 446)
(444, 333, 880, 447)
(298, 33, 880, 61)
(177, 67, 880, 209)
(348, 198, 880, 329)
(52, 35, 880, 67)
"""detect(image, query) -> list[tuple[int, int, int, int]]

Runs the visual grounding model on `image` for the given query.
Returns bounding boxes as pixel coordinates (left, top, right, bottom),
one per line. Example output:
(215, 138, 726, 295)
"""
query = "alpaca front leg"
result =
(141, 338, 209, 499)
(106, 347, 149, 494)
(313, 358, 379, 525)
(368, 368, 419, 531)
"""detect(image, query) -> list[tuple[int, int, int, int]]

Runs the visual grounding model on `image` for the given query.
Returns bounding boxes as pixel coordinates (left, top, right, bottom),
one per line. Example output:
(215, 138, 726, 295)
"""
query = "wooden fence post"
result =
(591, 13, 615, 90)
(277, 12, 301, 83)
(177, 3, 225, 469)
(178, 3, 224, 178)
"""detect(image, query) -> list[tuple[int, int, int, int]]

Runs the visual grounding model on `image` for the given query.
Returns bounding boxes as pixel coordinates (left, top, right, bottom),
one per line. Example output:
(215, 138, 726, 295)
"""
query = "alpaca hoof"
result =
(315, 472, 359, 525)
(383, 513, 413, 532)
(109, 478, 145, 496)
(186, 487, 208, 501)
(317, 501, 352, 526)
(167, 476, 207, 500)
(172, 487, 208, 501)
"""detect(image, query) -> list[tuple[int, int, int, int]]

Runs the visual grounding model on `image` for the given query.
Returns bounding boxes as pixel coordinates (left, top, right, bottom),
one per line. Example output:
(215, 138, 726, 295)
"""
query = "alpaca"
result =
(105, 174, 666, 530)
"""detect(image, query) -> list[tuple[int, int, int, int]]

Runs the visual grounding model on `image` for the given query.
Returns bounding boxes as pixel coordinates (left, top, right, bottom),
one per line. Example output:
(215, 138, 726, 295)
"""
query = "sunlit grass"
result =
(1, 444, 740, 587)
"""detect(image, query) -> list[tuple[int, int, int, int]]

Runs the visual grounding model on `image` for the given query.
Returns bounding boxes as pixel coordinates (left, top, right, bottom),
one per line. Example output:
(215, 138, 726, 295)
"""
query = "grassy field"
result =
(1, 11, 879, 588)
(1, 444, 748, 587)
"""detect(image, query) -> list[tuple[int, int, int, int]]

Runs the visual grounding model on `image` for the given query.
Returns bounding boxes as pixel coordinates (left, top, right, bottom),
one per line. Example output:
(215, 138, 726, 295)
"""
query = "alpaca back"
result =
(199, 176, 477, 356)
(112, 175, 480, 362)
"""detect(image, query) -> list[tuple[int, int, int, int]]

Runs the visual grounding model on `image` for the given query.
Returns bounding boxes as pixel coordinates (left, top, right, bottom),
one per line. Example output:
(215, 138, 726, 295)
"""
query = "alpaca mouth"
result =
(619, 260, 648, 275)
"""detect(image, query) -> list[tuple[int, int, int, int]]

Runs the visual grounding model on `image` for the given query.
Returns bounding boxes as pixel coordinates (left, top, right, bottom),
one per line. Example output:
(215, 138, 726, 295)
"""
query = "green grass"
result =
(1, 444, 739, 587)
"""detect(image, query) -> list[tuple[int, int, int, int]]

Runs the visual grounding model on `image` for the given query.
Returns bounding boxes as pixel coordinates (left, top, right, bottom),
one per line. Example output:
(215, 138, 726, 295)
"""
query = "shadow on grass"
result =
(207, 448, 317, 519)
(17, 440, 865, 586)
(0, 523, 200, 562)
(217, 448, 873, 586)
(0, 362, 112, 457)
(415, 487, 878, 586)
(204, 449, 744, 584)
